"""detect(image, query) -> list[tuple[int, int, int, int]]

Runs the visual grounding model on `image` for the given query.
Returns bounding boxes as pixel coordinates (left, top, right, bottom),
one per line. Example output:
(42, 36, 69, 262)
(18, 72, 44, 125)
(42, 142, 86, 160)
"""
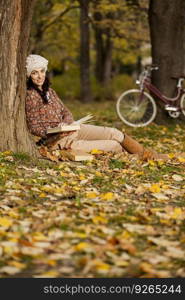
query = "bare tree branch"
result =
(41, 5, 80, 33)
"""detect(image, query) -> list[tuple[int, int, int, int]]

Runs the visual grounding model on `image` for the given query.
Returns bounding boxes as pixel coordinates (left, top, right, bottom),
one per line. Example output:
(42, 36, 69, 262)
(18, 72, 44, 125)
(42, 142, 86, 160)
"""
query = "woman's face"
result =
(30, 68, 46, 89)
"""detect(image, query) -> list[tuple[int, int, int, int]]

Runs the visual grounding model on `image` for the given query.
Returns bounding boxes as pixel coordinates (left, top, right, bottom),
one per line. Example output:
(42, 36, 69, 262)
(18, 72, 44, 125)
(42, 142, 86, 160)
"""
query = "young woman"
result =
(25, 54, 168, 160)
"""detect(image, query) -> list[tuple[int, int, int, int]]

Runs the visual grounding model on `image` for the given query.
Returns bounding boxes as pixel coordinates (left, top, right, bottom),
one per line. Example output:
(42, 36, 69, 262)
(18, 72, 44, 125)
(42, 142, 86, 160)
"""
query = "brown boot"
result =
(121, 134, 168, 161)
(121, 134, 144, 154)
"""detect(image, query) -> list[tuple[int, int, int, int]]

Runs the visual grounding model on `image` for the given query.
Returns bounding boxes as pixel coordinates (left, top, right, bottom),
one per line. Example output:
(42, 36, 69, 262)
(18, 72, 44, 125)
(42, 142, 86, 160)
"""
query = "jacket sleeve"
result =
(51, 89, 74, 124)
(62, 104, 74, 124)
(25, 92, 47, 138)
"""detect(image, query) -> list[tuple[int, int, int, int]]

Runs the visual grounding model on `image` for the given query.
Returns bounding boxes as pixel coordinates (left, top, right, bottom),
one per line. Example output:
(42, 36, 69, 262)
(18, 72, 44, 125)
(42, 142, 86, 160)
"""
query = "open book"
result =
(47, 114, 93, 134)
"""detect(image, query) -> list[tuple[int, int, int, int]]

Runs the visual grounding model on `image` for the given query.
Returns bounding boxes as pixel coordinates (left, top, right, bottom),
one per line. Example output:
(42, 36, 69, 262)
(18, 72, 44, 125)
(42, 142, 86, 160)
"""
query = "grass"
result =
(0, 100, 185, 278)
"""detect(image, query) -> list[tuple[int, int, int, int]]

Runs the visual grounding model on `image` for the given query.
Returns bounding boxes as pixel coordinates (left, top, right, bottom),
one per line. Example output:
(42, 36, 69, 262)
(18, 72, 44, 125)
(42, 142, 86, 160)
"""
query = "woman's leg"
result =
(71, 139, 122, 153)
(70, 124, 168, 160)
(70, 124, 123, 153)
(76, 124, 168, 160)
(77, 124, 124, 143)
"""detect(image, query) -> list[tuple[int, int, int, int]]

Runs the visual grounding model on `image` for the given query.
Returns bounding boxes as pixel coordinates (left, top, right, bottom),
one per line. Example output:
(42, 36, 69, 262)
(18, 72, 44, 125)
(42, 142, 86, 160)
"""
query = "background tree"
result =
(30, 0, 149, 101)
(78, 0, 93, 102)
(149, 0, 185, 123)
(31, 0, 79, 56)
(92, 0, 149, 85)
(93, 0, 115, 85)
(0, 0, 37, 154)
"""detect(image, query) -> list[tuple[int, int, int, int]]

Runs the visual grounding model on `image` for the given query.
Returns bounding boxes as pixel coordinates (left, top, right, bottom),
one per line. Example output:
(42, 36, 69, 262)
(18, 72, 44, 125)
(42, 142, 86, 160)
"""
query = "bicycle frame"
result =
(138, 69, 184, 109)
(144, 80, 183, 104)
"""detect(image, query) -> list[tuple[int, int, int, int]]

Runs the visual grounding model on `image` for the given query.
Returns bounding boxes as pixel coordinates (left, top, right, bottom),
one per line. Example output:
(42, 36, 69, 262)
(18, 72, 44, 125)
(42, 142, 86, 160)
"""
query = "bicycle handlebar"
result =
(136, 65, 159, 87)
(144, 64, 159, 71)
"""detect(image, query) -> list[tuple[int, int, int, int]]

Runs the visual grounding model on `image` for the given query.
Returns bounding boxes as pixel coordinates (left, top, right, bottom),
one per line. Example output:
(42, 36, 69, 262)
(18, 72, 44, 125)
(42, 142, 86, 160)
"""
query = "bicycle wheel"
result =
(116, 89, 157, 127)
(180, 93, 185, 116)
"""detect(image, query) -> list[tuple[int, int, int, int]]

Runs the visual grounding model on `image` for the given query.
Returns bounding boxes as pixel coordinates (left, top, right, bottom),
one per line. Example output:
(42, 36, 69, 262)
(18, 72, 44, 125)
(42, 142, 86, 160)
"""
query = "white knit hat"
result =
(26, 54, 48, 77)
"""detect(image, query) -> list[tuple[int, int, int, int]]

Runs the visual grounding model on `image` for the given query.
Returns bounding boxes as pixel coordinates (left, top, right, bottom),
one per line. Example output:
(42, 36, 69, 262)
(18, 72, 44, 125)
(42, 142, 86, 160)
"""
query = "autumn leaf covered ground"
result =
(0, 100, 185, 278)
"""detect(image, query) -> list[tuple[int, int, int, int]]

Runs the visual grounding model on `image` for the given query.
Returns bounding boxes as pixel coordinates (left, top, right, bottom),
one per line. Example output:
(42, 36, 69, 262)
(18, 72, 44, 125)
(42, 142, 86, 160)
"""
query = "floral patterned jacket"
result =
(25, 88, 74, 139)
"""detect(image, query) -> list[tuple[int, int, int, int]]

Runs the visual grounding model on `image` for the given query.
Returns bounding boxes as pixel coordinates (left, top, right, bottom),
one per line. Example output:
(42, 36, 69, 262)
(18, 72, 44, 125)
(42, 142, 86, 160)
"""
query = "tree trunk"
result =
(0, 0, 37, 155)
(94, 25, 104, 83)
(149, 0, 185, 124)
(103, 32, 113, 85)
(93, 6, 113, 86)
(79, 0, 93, 102)
(94, 27, 113, 85)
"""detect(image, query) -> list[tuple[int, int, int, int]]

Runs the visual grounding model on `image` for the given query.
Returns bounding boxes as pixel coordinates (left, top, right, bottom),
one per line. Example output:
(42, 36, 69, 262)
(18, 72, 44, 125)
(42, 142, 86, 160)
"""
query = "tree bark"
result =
(103, 32, 113, 85)
(94, 25, 113, 85)
(79, 0, 93, 102)
(148, 0, 185, 124)
(0, 0, 37, 155)
(93, 3, 113, 85)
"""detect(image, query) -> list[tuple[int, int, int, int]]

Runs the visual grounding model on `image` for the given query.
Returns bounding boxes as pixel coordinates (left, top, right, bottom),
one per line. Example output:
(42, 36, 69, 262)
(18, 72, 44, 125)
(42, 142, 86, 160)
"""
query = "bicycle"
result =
(116, 65, 185, 127)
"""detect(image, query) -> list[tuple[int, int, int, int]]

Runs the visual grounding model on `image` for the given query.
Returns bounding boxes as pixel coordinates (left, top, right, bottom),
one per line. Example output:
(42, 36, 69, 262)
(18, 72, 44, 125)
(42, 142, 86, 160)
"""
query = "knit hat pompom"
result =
(26, 54, 48, 77)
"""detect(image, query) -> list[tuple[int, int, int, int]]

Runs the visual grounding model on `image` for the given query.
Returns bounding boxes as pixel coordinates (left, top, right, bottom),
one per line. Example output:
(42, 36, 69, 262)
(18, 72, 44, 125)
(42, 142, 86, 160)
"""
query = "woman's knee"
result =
(108, 127, 124, 143)
(108, 141, 123, 153)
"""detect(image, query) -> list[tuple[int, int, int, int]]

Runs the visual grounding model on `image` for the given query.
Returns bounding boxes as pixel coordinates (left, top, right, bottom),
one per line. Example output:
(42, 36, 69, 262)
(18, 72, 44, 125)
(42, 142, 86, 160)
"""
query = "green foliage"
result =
(92, 176, 104, 184)
(110, 74, 135, 97)
(91, 77, 114, 100)
(12, 152, 31, 162)
(31, 0, 149, 100)
(109, 159, 125, 169)
(52, 72, 134, 100)
(31, 0, 80, 70)
(51, 69, 80, 99)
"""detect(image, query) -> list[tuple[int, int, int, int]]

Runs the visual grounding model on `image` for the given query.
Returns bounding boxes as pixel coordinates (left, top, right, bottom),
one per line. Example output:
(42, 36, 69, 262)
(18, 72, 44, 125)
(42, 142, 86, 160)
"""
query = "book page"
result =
(73, 114, 93, 125)
(47, 114, 93, 134)
(47, 123, 80, 134)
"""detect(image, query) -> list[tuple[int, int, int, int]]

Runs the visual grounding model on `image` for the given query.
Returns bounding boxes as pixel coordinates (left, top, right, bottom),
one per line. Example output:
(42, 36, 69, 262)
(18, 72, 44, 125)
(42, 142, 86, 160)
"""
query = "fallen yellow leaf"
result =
(100, 192, 114, 200)
(149, 184, 161, 193)
(74, 232, 87, 238)
(2, 151, 12, 156)
(8, 261, 26, 269)
(91, 149, 103, 154)
(0, 217, 13, 228)
(46, 260, 57, 266)
(75, 242, 91, 251)
(94, 261, 110, 272)
(115, 260, 129, 267)
(171, 207, 183, 219)
(86, 192, 98, 198)
(39, 192, 47, 198)
(32, 232, 47, 241)
(60, 172, 69, 177)
(95, 171, 102, 176)
(178, 157, 185, 163)
(148, 160, 156, 166)
(92, 216, 108, 224)
(8, 211, 19, 218)
(168, 153, 175, 159)
(157, 160, 164, 166)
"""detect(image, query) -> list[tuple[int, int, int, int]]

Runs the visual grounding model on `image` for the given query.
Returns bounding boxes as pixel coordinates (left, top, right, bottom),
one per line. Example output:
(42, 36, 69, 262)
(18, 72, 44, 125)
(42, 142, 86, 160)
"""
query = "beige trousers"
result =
(57, 124, 125, 153)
